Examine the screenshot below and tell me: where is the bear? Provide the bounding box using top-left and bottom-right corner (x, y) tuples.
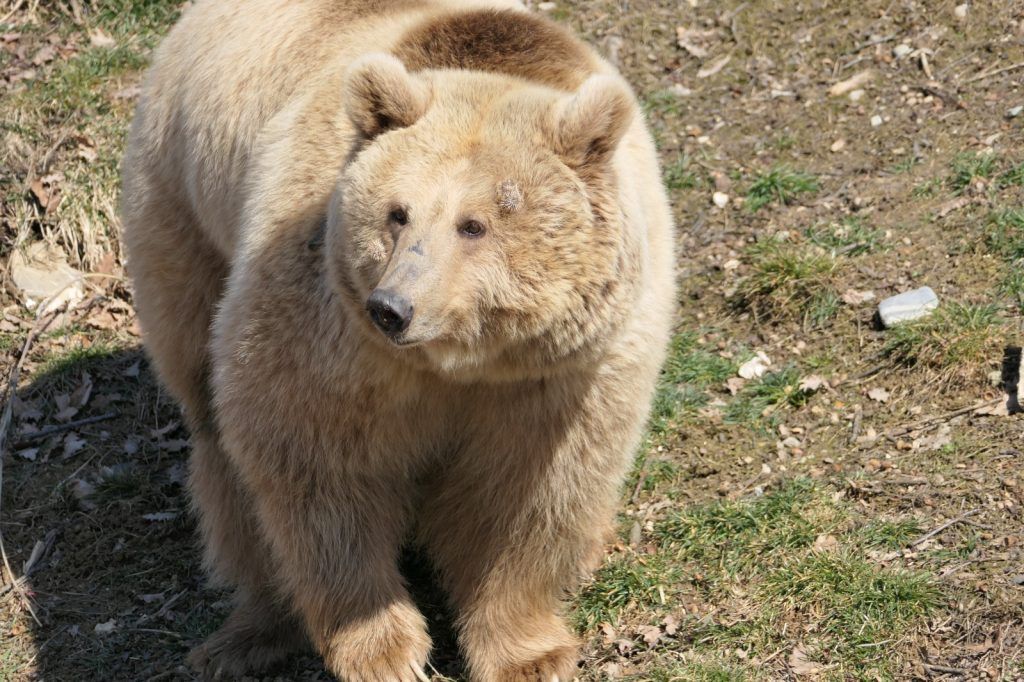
(120, 0), (676, 680)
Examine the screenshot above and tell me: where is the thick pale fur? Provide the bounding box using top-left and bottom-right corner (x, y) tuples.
(121, 0), (675, 680)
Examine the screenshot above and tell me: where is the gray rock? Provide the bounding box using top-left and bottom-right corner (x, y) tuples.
(1007, 105), (1024, 119)
(878, 286), (939, 327)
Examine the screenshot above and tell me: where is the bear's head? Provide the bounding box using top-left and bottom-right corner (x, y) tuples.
(326, 54), (642, 381)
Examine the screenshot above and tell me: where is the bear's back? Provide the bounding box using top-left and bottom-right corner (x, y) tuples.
(393, 9), (600, 91)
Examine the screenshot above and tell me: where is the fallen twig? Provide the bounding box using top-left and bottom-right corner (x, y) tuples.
(0, 307), (64, 624)
(132, 589), (187, 627)
(910, 508), (982, 548)
(966, 61), (1024, 84)
(848, 405), (863, 445)
(0, 528), (56, 597)
(0, 0), (26, 25)
(629, 460), (649, 505)
(844, 34), (895, 56)
(11, 411), (119, 448)
(922, 662), (967, 676)
(887, 398), (1002, 439)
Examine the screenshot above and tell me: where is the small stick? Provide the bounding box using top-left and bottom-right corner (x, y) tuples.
(910, 508), (982, 548)
(11, 411), (119, 448)
(0, 0), (26, 24)
(966, 61), (1024, 84)
(132, 589), (187, 627)
(923, 663), (967, 675)
(629, 462), (648, 505)
(0, 307), (63, 625)
(848, 405), (863, 445)
(887, 399), (1001, 438)
(843, 34), (896, 56)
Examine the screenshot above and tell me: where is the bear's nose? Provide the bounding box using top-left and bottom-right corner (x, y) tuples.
(366, 289), (413, 338)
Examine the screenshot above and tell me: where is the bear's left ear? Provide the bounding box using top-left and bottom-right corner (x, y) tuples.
(344, 53), (430, 139)
(549, 75), (635, 169)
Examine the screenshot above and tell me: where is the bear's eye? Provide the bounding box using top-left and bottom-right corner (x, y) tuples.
(388, 207), (408, 226)
(459, 219), (485, 238)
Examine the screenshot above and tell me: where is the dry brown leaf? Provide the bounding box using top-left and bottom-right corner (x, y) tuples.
(789, 644), (824, 676)
(697, 53), (731, 78)
(31, 44), (57, 65)
(675, 26), (710, 58)
(63, 432), (86, 458)
(868, 387), (890, 403)
(799, 375), (827, 392)
(726, 376), (746, 395)
(637, 624), (663, 647)
(69, 373), (93, 409)
(88, 29), (116, 48)
(812, 533), (839, 553)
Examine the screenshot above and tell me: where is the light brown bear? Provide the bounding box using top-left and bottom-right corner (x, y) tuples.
(121, 0), (675, 679)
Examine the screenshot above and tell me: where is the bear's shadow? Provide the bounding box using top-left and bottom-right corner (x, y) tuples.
(7, 345), (464, 680)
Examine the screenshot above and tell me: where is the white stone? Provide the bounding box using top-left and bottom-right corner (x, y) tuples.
(712, 191), (730, 208)
(892, 44), (913, 59)
(878, 286), (939, 327)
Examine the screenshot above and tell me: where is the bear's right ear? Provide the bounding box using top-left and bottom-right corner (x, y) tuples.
(344, 53), (429, 140)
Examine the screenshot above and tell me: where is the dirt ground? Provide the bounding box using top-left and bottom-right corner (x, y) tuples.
(1, 0), (1023, 680)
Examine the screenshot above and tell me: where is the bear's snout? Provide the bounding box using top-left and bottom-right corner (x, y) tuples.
(366, 289), (414, 339)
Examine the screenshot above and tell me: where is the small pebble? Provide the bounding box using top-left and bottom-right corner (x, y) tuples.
(954, 3), (968, 18)
(870, 114), (883, 127)
(830, 138), (846, 152)
(848, 88), (865, 102)
(892, 44), (913, 59)
(537, 1), (557, 10)
(712, 191), (730, 208)
(1007, 105), (1024, 119)
(670, 83), (693, 97)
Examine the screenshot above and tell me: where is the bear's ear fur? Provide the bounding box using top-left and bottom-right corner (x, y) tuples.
(344, 53), (429, 139)
(550, 75), (635, 169)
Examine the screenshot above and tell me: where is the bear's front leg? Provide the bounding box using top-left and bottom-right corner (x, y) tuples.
(421, 373), (651, 682)
(244, 466), (432, 682)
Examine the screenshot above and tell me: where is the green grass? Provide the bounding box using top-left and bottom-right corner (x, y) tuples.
(642, 89), (685, 117)
(745, 166), (819, 211)
(998, 162), (1024, 188)
(733, 240), (839, 326)
(38, 340), (118, 379)
(948, 152), (998, 193)
(889, 155), (920, 174)
(649, 331), (737, 437)
(631, 661), (750, 681)
(574, 551), (680, 628)
(1002, 269), (1024, 311)
(763, 552), (938, 665)
(92, 466), (147, 503)
(911, 177), (942, 198)
(663, 154), (702, 190)
(723, 366), (814, 426)
(984, 209), (1024, 310)
(882, 302), (1004, 384)
(857, 519), (924, 549)
(579, 479), (943, 679)
(986, 208), (1024, 260)
(655, 478), (824, 568)
(2, 1), (179, 269)
(806, 217), (885, 256)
